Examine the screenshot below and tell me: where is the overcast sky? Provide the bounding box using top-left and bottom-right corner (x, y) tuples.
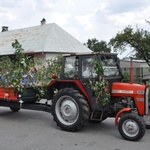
(1, 0), (150, 45)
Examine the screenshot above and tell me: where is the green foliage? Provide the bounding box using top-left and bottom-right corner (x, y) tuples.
(122, 72), (130, 83)
(0, 39), (32, 90)
(35, 55), (62, 85)
(0, 40), (62, 99)
(84, 38), (111, 53)
(109, 25), (150, 66)
(89, 59), (110, 106)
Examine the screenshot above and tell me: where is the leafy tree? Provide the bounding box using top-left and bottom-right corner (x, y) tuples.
(84, 38), (111, 53)
(109, 25), (150, 66)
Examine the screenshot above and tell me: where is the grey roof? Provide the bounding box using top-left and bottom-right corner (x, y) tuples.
(0, 23), (92, 55)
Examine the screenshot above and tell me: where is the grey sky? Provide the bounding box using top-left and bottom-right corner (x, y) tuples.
(0, 0), (150, 44)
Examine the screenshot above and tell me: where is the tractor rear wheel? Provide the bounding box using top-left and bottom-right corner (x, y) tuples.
(52, 88), (90, 131)
(10, 107), (20, 112)
(118, 113), (146, 141)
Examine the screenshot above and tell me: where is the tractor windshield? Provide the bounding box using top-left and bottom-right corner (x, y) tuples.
(101, 55), (120, 77)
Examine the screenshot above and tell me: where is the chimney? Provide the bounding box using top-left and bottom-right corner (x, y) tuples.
(41, 18), (46, 25)
(1, 26), (8, 32)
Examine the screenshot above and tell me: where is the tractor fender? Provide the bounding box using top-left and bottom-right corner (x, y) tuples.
(47, 79), (92, 107)
(115, 108), (132, 126)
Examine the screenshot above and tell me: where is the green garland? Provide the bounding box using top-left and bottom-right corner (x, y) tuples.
(90, 59), (110, 106)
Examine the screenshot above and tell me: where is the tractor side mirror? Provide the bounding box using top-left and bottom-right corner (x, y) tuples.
(142, 78), (149, 85)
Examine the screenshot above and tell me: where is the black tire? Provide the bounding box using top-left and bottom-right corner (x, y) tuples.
(118, 113), (146, 141)
(143, 115), (150, 129)
(52, 88), (90, 132)
(10, 107), (20, 112)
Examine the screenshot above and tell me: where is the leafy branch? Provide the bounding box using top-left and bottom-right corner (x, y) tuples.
(0, 39), (62, 99)
(89, 59), (110, 106)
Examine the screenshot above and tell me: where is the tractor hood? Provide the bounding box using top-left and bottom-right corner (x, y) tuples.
(111, 82), (146, 97)
(111, 82), (149, 115)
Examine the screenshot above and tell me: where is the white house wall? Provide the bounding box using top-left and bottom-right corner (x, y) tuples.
(34, 53), (59, 68)
(45, 53), (59, 67)
(34, 53), (45, 68)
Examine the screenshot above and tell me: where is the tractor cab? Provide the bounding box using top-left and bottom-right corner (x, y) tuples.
(60, 52), (123, 84)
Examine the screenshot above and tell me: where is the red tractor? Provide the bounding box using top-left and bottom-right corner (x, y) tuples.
(0, 52), (149, 141)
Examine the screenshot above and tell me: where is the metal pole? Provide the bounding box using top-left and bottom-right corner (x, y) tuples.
(130, 57), (133, 83)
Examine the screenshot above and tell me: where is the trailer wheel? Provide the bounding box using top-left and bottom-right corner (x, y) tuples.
(118, 113), (146, 141)
(10, 107), (20, 112)
(52, 88), (90, 132)
(143, 115), (150, 129)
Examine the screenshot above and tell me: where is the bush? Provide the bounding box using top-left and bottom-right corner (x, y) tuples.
(122, 72), (130, 83)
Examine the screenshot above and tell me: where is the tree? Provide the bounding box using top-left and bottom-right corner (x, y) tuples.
(109, 25), (150, 66)
(84, 38), (111, 53)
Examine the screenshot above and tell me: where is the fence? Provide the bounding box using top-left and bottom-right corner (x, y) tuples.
(121, 67), (150, 83)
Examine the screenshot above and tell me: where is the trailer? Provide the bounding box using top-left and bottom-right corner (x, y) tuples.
(0, 87), (51, 113)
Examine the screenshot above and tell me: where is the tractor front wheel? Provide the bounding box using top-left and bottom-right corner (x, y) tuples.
(52, 88), (90, 132)
(118, 113), (146, 141)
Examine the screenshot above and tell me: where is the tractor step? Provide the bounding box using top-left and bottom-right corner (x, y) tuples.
(90, 111), (104, 121)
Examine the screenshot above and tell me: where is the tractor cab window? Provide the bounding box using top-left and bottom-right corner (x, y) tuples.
(101, 55), (119, 77)
(82, 58), (97, 78)
(64, 56), (78, 78)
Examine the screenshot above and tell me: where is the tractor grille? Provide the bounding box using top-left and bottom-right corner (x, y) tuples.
(145, 86), (149, 115)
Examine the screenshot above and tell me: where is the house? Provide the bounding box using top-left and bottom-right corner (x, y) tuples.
(0, 19), (92, 66)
